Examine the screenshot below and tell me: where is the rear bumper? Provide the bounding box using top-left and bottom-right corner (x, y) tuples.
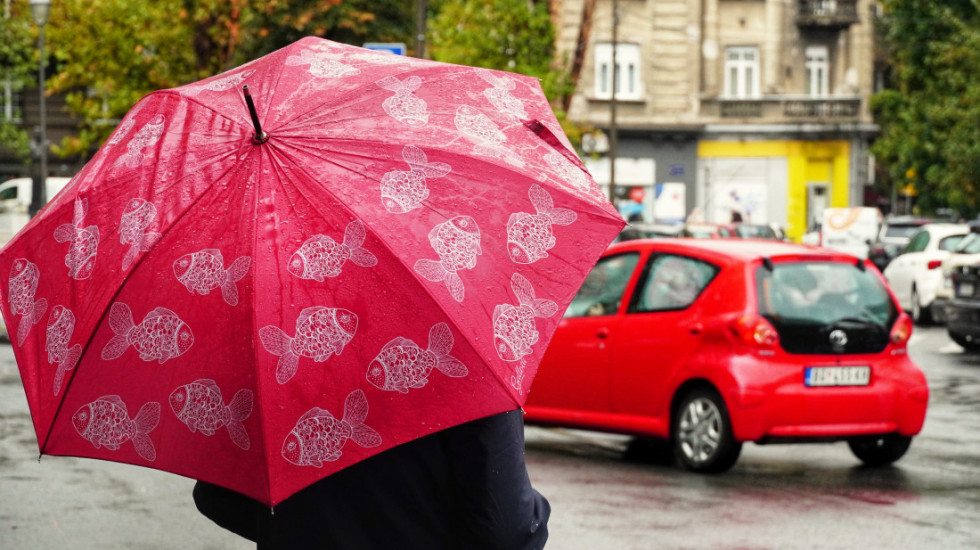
(947, 300), (980, 338)
(724, 355), (929, 443)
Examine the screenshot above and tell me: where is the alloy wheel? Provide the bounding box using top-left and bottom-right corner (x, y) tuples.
(677, 397), (722, 464)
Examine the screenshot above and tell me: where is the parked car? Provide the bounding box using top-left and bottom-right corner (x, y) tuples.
(525, 238), (928, 473)
(935, 226), (980, 324)
(883, 223), (970, 324)
(946, 261), (980, 351)
(617, 222), (684, 242)
(868, 216), (936, 272)
(733, 223), (780, 240)
(817, 207), (882, 258)
(682, 223), (736, 238)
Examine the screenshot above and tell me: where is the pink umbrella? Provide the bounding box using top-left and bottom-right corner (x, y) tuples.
(1, 37), (623, 506)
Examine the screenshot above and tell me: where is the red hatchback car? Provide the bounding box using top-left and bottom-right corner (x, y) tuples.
(525, 238), (929, 472)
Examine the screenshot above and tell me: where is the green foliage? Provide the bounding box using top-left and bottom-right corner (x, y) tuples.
(0, 6), (36, 160)
(872, 0), (980, 217)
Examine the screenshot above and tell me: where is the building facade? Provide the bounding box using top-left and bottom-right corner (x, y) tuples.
(553, 0), (879, 241)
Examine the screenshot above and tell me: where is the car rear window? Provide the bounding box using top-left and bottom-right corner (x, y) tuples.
(884, 224), (925, 239)
(756, 261), (898, 354)
(956, 233), (980, 254)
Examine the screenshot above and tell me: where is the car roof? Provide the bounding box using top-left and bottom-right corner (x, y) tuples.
(607, 238), (858, 264)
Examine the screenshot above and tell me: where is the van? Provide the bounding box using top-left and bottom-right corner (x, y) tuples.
(0, 177), (73, 246)
(0, 177), (72, 213)
(818, 207), (883, 259)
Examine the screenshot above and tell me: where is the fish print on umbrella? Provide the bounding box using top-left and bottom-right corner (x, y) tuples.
(72, 396), (160, 461)
(479, 71), (527, 120)
(119, 198), (163, 271)
(7, 258), (48, 346)
(507, 184), (578, 264)
(493, 273), (558, 392)
(259, 306), (358, 384)
(101, 302), (195, 364)
(454, 105), (524, 167)
(414, 216), (482, 303)
(173, 249), (251, 306)
(179, 69), (255, 96)
(380, 145), (451, 214)
(543, 151), (602, 198)
(169, 379), (253, 451)
(117, 114), (166, 169)
(282, 389), (381, 468)
(46, 305), (81, 396)
(377, 76), (429, 127)
(367, 322), (469, 394)
(287, 48), (360, 78)
(288, 220), (377, 282)
(53, 197), (100, 280)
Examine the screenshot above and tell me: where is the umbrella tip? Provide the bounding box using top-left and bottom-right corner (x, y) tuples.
(242, 85), (269, 145)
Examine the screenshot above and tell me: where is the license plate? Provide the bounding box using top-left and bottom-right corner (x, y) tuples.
(804, 366), (871, 387)
(959, 282), (974, 297)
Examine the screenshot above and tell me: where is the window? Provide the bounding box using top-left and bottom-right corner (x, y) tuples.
(565, 252), (640, 317)
(805, 46), (829, 96)
(724, 47), (760, 98)
(629, 254), (718, 313)
(594, 43), (642, 100)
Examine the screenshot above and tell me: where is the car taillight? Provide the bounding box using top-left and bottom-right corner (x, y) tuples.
(927, 260), (942, 270)
(890, 313), (913, 345)
(731, 315), (779, 348)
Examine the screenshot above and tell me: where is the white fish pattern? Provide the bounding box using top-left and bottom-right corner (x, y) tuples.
(101, 303), (194, 364)
(543, 151), (599, 196)
(479, 71), (527, 119)
(493, 273), (558, 391)
(179, 70), (254, 96)
(174, 249), (251, 306)
(119, 114), (165, 168)
(53, 197), (100, 280)
(72, 396), (160, 461)
(286, 49), (359, 78)
(46, 305), (81, 396)
(413, 216), (482, 303)
(367, 322), (468, 393)
(119, 198), (162, 271)
(454, 105), (523, 167)
(282, 389), (381, 468)
(380, 146), (451, 214)
(377, 76), (429, 127)
(288, 220), (377, 282)
(259, 307), (358, 384)
(7, 258), (48, 346)
(507, 185), (577, 264)
(169, 379), (253, 450)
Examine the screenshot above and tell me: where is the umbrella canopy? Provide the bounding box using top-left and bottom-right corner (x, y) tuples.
(1, 37), (623, 506)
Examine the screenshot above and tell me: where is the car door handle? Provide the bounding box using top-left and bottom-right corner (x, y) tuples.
(689, 323), (703, 335)
(596, 328), (610, 339)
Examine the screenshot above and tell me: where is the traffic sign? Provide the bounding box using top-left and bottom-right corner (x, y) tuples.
(363, 42), (407, 56)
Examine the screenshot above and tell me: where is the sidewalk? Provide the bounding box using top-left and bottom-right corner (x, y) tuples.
(0, 343), (251, 550)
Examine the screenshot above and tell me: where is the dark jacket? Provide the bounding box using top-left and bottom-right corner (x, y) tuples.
(194, 409), (550, 549)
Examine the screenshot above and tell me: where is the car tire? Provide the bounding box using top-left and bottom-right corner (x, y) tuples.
(847, 434), (912, 466)
(948, 331), (980, 352)
(911, 288), (932, 325)
(673, 388), (742, 473)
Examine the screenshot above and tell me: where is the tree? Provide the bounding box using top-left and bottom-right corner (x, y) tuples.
(42, 0), (414, 157)
(872, 0), (980, 217)
(0, 4), (38, 161)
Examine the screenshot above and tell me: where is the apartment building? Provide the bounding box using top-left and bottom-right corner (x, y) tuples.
(554, 0), (879, 240)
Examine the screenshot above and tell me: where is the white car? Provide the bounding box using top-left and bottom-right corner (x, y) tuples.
(884, 223), (970, 324)
(935, 228), (980, 323)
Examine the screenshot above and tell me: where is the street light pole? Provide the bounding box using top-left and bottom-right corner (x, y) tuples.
(608, 0), (618, 206)
(29, 0), (50, 219)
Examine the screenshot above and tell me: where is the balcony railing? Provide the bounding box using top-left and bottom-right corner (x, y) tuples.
(704, 96), (862, 122)
(796, 0), (859, 28)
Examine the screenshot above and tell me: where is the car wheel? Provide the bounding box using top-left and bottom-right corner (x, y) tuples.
(948, 331), (980, 352)
(911, 288), (932, 325)
(848, 434), (912, 466)
(673, 388), (741, 473)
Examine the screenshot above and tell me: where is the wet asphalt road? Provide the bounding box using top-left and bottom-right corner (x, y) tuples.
(2, 326), (979, 549)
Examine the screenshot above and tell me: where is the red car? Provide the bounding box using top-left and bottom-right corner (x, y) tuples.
(525, 238), (929, 472)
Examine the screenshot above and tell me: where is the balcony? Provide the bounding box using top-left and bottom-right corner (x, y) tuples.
(702, 96), (863, 123)
(796, 0), (859, 29)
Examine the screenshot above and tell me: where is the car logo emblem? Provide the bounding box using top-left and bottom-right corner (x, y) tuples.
(829, 329), (848, 350)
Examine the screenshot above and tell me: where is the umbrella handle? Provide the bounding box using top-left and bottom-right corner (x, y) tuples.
(243, 85), (269, 145)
